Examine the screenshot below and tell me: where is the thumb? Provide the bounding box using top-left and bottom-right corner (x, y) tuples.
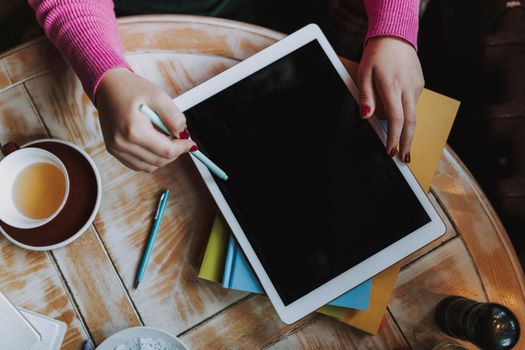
(358, 68), (376, 119)
(153, 96), (188, 139)
(179, 138), (199, 153)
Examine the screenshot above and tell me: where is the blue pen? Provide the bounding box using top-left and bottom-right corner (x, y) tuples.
(134, 189), (170, 289)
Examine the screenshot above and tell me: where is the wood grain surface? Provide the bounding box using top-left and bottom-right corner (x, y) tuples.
(0, 15), (523, 350)
(264, 312), (407, 350)
(51, 227), (142, 344)
(0, 92), (90, 349)
(0, 60), (11, 91)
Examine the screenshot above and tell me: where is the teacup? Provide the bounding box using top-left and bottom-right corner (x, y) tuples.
(0, 148), (70, 229)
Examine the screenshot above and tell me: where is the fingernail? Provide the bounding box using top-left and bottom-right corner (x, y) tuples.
(404, 152), (411, 163)
(179, 128), (190, 140)
(190, 145), (199, 152)
(360, 105), (371, 118)
(388, 147), (397, 157)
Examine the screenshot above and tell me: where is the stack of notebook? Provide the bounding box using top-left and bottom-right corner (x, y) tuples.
(222, 234), (372, 310)
(198, 62), (459, 334)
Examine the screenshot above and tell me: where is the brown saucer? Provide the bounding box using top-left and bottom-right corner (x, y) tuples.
(0, 139), (101, 250)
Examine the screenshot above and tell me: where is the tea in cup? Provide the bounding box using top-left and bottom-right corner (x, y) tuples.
(0, 148), (69, 229)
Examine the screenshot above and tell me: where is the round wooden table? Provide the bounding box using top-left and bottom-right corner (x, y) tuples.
(0, 16), (523, 350)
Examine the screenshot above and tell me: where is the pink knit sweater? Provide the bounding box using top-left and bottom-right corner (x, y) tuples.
(28, 0), (420, 102)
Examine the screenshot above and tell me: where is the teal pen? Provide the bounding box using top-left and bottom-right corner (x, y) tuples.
(138, 103), (229, 181)
(134, 189), (170, 289)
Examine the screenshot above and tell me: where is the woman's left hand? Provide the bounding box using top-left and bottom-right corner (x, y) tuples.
(357, 36), (424, 163)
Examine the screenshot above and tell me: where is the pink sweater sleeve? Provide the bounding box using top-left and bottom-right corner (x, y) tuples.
(28, 0), (131, 102)
(363, 0), (420, 50)
(29, 0), (419, 101)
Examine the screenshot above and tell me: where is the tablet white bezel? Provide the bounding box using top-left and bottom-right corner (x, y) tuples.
(173, 23), (446, 324)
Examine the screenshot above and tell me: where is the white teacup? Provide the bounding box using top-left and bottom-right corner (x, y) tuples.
(0, 148), (70, 229)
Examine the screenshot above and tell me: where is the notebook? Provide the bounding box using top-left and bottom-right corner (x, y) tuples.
(0, 291), (41, 350)
(19, 308), (67, 350)
(222, 234), (371, 310)
(0, 290), (67, 350)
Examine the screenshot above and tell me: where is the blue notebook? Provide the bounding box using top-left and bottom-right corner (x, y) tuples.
(221, 235), (371, 310)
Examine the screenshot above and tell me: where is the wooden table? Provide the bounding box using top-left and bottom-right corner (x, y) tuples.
(0, 15), (524, 350)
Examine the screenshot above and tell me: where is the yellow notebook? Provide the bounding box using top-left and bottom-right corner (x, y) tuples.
(198, 215), (230, 282)
(198, 60), (460, 335)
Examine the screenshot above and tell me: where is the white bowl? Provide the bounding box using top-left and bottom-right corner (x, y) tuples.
(96, 326), (190, 350)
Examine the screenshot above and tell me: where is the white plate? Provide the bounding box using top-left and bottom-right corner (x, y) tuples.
(96, 327), (189, 350)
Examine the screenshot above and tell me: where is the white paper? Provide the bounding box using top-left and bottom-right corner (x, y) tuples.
(0, 291), (41, 350)
(20, 308), (66, 350)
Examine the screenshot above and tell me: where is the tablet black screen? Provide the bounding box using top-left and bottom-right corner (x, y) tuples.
(185, 40), (431, 306)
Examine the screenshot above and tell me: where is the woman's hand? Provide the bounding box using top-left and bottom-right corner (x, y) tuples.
(95, 68), (197, 172)
(358, 36), (424, 163)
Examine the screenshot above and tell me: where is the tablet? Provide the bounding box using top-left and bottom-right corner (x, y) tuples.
(174, 24), (446, 324)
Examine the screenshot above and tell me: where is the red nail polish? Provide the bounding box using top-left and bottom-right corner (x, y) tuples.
(388, 148), (397, 157)
(179, 128), (190, 140)
(360, 105), (371, 118)
(404, 152), (411, 163)
(190, 145), (199, 152)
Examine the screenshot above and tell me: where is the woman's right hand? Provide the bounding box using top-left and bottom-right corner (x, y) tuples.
(95, 68), (197, 173)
